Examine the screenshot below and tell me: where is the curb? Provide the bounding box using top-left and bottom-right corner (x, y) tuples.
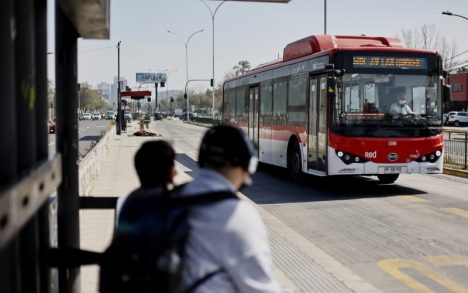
(79, 125), (116, 196)
(443, 167), (468, 179)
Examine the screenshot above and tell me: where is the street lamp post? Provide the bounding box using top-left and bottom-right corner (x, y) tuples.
(442, 11), (468, 21)
(166, 69), (178, 100)
(324, 0), (327, 34)
(200, 0), (229, 120)
(167, 29), (204, 120)
(167, 29), (204, 84)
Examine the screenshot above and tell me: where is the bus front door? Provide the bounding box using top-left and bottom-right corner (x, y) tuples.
(249, 86), (260, 152)
(308, 78), (318, 170)
(308, 77), (327, 172)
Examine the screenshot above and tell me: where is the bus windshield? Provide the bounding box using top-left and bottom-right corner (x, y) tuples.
(332, 73), (442, 137)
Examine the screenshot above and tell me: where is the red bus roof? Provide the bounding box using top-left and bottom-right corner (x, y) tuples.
(247, 35), (440, 75)
(283, 35), (404, 62)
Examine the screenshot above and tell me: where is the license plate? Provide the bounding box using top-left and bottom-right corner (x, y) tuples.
(381, 166), (402, 174)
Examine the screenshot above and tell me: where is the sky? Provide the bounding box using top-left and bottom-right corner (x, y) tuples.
(47, 0), (468, 92)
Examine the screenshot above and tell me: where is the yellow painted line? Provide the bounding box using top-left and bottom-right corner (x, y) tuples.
(399, 195), (427, 203)
(378, 258), (468, 293)
(424, 255), (468, 267)
(441, 207), (468, 219)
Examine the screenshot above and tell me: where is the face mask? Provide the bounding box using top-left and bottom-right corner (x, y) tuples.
(398, 99), (406, 105)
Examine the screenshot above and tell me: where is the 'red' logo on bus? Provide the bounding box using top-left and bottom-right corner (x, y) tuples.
(365, 151), (377, 159)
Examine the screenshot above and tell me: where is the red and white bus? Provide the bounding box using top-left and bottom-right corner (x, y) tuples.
(223, 35), (450, 183)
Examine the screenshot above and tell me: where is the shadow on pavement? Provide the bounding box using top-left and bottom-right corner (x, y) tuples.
(244, 163), (427, 204)
(176, 153), (200, 177)
(79, 135), (101, 141)
(174, 154), (427, 204)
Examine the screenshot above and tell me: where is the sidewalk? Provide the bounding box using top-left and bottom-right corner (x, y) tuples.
(79, 121), (379, 293)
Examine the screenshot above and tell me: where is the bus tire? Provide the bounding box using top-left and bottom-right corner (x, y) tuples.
(288, 143), (305, 184)
(377, 174), (399, 184)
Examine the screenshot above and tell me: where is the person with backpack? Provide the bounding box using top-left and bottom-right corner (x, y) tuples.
(179, 125), (281, 292)
(100, 140), (180, 293)
(115, 139), (177, 225)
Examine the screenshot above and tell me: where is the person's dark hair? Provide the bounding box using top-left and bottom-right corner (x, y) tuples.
(134, 140), (175, 189)
(198, 125), (256, 173)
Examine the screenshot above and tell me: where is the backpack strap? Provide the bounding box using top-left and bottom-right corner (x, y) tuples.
(184, 268), (225, 293)
(172, 190), (238, 207)
(174, 190), (237, 292)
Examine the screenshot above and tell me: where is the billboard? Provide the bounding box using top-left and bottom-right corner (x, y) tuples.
(136, 72), (167, 83)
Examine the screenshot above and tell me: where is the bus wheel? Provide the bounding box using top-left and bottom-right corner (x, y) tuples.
(377, 174), (399, 184)
(288, 143), (305, 183)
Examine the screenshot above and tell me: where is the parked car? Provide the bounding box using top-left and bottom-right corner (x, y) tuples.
(48, 118), (56, 134)
(82, 113), (92, 120)
(444, 111), (457, 125)
(100, 112), (106, 119)
(124, 112), (132, 122)
(179, 113), (197, 121)
(154, 112), (163, 121)
(92, 113), (101, 120)
(447, 111), (468, 126)
(106, 111), (115, 120)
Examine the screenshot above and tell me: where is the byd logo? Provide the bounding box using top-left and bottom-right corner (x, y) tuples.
(364, 151), (377, 159)
(388, 153), (399, 161)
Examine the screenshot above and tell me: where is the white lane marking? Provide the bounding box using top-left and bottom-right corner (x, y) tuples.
(175, 161), (192, 172)
(49, 142), (56, 146)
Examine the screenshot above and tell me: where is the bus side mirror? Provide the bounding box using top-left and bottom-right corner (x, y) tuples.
(442, 70), (449, 78)
(443, 84), (451, 102)
(334, 69), (345, 77)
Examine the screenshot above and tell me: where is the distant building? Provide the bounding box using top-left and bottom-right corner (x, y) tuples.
(111, 76), (127, 104)
(97, 82), (111, 100)
(448, 72), (468, 112)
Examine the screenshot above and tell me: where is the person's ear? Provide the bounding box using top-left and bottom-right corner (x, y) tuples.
(169, 165), (177, 183)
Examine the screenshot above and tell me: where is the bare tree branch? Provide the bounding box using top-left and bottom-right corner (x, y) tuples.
(398, 24), (459, 71)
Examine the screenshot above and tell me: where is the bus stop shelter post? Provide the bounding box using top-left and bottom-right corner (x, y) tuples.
(0, 0), (18, 292)
(35, 0), (52, 291)
(56, 3), (81, 293)
(16, 0), (40, 291)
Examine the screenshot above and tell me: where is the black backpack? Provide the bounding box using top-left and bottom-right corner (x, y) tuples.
(99, 188), (238, 293)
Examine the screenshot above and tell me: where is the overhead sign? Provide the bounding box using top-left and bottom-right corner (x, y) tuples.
(121, 90), (152, 100)
(136, 72), (167, 83)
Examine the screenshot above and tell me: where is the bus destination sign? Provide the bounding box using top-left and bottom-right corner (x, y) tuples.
(352, 56), (427, 69)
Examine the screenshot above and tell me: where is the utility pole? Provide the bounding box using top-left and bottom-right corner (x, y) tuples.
(116, 41), (122, 135)
(324, 0), (327, 34)
(155, 83), (158, 113)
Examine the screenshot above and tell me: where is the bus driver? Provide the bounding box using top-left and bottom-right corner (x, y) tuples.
(389, 90), (415, 118)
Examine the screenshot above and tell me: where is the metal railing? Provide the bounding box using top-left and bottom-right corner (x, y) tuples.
(190, 116), (221, 125)
(444, 131), (468, 169)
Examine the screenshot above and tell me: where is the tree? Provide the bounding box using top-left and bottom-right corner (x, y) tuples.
(79, 82), (106, 112)
(398, 24), (458, 71)
(233, 60), (251, 76)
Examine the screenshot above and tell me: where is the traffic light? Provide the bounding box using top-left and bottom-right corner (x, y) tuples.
(160, 81), (165, 87)
(147, 97), (151, 102)
(170, 97), (174, 103)
(210, 78), (214, 87)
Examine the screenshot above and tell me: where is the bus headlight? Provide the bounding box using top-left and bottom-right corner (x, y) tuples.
(335, 150), (368, 165)
(416, 150), (442, 163)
